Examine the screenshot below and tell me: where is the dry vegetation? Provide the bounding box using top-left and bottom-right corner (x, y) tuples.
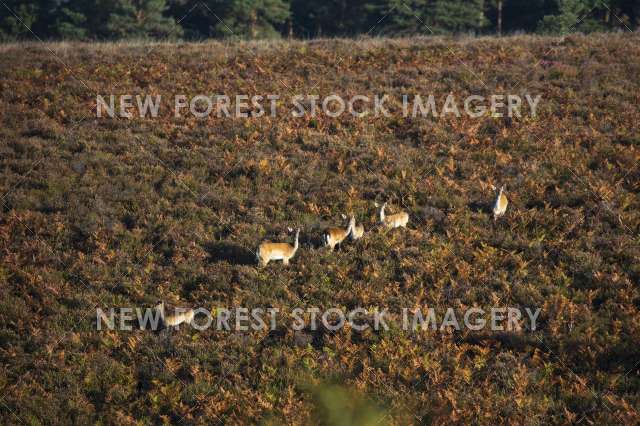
(1, 34), (639, 424)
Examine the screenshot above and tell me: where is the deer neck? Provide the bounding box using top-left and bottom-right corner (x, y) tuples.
(346, 219), (354, 236)
(293, 231), (299, 252)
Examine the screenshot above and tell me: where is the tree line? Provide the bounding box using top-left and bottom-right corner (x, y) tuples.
(1, 0), (638, 41)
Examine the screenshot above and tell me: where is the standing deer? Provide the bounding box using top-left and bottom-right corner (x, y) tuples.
(379, 202), (409, 228)
(256, 228), (300, 266)
(350, 216), (365, 240)
(493, 185), (508, 221)
(155, 301), (195, 328)
(324, 216), (354, 251)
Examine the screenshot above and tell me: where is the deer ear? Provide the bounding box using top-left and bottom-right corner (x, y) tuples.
(287, 226), (293, 233)
(341, 213), (347, 219)
(374, 202), (379, 207)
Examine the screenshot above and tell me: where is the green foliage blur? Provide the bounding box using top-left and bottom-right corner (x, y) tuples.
(312, 385), (387, 426)
(0, 0), (638, 41)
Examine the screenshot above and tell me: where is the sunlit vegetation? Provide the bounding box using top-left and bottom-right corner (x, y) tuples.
(0, 33), (639, 423)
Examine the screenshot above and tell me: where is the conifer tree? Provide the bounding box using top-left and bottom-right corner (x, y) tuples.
(0, 1), (40, 40)
(53, 6), (88, 39)
(107, 0), (183, 39)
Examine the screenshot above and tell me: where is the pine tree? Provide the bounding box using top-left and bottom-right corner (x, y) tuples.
(292, 0), (370, 37)
(53, 7), (88, 39)
(489, 0), (548, 33)
(107, 0), (183, 39)
(366, 0), (429, 36)
(431, 0), (487, 34)
(0, 1), (40, 40)
(2, 0), (638, 40)
(366, 0), (487, 36)
(200, 0), (288, 39)
(537, 0), (606, 34)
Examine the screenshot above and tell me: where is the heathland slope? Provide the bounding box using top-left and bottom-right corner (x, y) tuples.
(0, 34), (639, 424)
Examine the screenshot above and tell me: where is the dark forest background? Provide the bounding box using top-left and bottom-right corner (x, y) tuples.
(1, 0), (638, 41)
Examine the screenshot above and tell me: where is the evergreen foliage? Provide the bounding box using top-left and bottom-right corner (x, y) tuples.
(0, 0), (637, 40)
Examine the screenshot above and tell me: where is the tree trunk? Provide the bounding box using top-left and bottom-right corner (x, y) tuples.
(250, 9), (257, 39)
(497, 0), (503, 36)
